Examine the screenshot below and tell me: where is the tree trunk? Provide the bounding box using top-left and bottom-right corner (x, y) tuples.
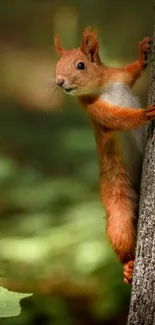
(127, 5), (155, 325)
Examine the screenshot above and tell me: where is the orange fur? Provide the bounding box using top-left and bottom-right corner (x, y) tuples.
(79, 96), (155, 130)
(54, 27), (153, 284)
(91, 124), (136, 263)
(123, 37), (151, 86)
(80, 26), (101, 64)
(54, 35), (64, 56)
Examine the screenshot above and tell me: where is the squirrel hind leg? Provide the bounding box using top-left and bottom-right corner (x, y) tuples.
(106, 207), (136, 284)
(101, 176), (137, 283)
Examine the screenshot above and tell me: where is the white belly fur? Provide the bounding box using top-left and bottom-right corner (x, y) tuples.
(100, 82), (145, 192)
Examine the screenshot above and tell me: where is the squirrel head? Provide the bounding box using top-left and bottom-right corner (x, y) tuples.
(54, 27), (104, 96)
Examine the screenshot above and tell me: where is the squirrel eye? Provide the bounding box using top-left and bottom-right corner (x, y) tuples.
(76, 62), (85, 70)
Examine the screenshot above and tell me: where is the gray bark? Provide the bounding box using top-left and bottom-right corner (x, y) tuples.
(127, 5), (155, 325)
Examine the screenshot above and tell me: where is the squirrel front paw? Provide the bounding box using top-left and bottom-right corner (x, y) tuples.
(123, 260), (134, 284)
(145, 105), (155, 120)
(138, 37), (151, 68)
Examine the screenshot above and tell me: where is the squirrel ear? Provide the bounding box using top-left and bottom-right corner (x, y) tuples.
(80, 27), (101, 64)
(54, 35), (64, 56)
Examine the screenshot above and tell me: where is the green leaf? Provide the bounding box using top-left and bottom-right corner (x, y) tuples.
(0, 286), (32, 318)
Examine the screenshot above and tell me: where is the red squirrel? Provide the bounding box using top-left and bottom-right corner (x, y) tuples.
(54, 27), (154, 284)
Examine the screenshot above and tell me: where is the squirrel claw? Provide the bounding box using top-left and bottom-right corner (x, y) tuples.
(146, 105), (155, 120)
(123, 260), (134, 284)
(138, 37), (151, 67)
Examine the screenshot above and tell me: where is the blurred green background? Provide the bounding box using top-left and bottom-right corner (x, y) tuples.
(0, 0), (153, 324)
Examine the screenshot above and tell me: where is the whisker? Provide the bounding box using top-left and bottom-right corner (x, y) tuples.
(50, 80), (57, 86)
(46, 81), (57, 96)
(49, 85), (58, 101)
(47, 82), (62, 106)
(54, 86), (64, 113)
(45, 78), (64, 112)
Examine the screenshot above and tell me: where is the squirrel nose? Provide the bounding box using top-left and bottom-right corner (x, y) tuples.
(56, 77), (65, 87)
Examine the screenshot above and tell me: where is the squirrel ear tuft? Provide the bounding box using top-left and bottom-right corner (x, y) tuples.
(80, 27), (101, 64)
(54, 35), (64, 56)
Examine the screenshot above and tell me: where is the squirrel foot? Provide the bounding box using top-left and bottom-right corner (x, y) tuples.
(138, 37), (151, 68)
(123, 260), (134, 284)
